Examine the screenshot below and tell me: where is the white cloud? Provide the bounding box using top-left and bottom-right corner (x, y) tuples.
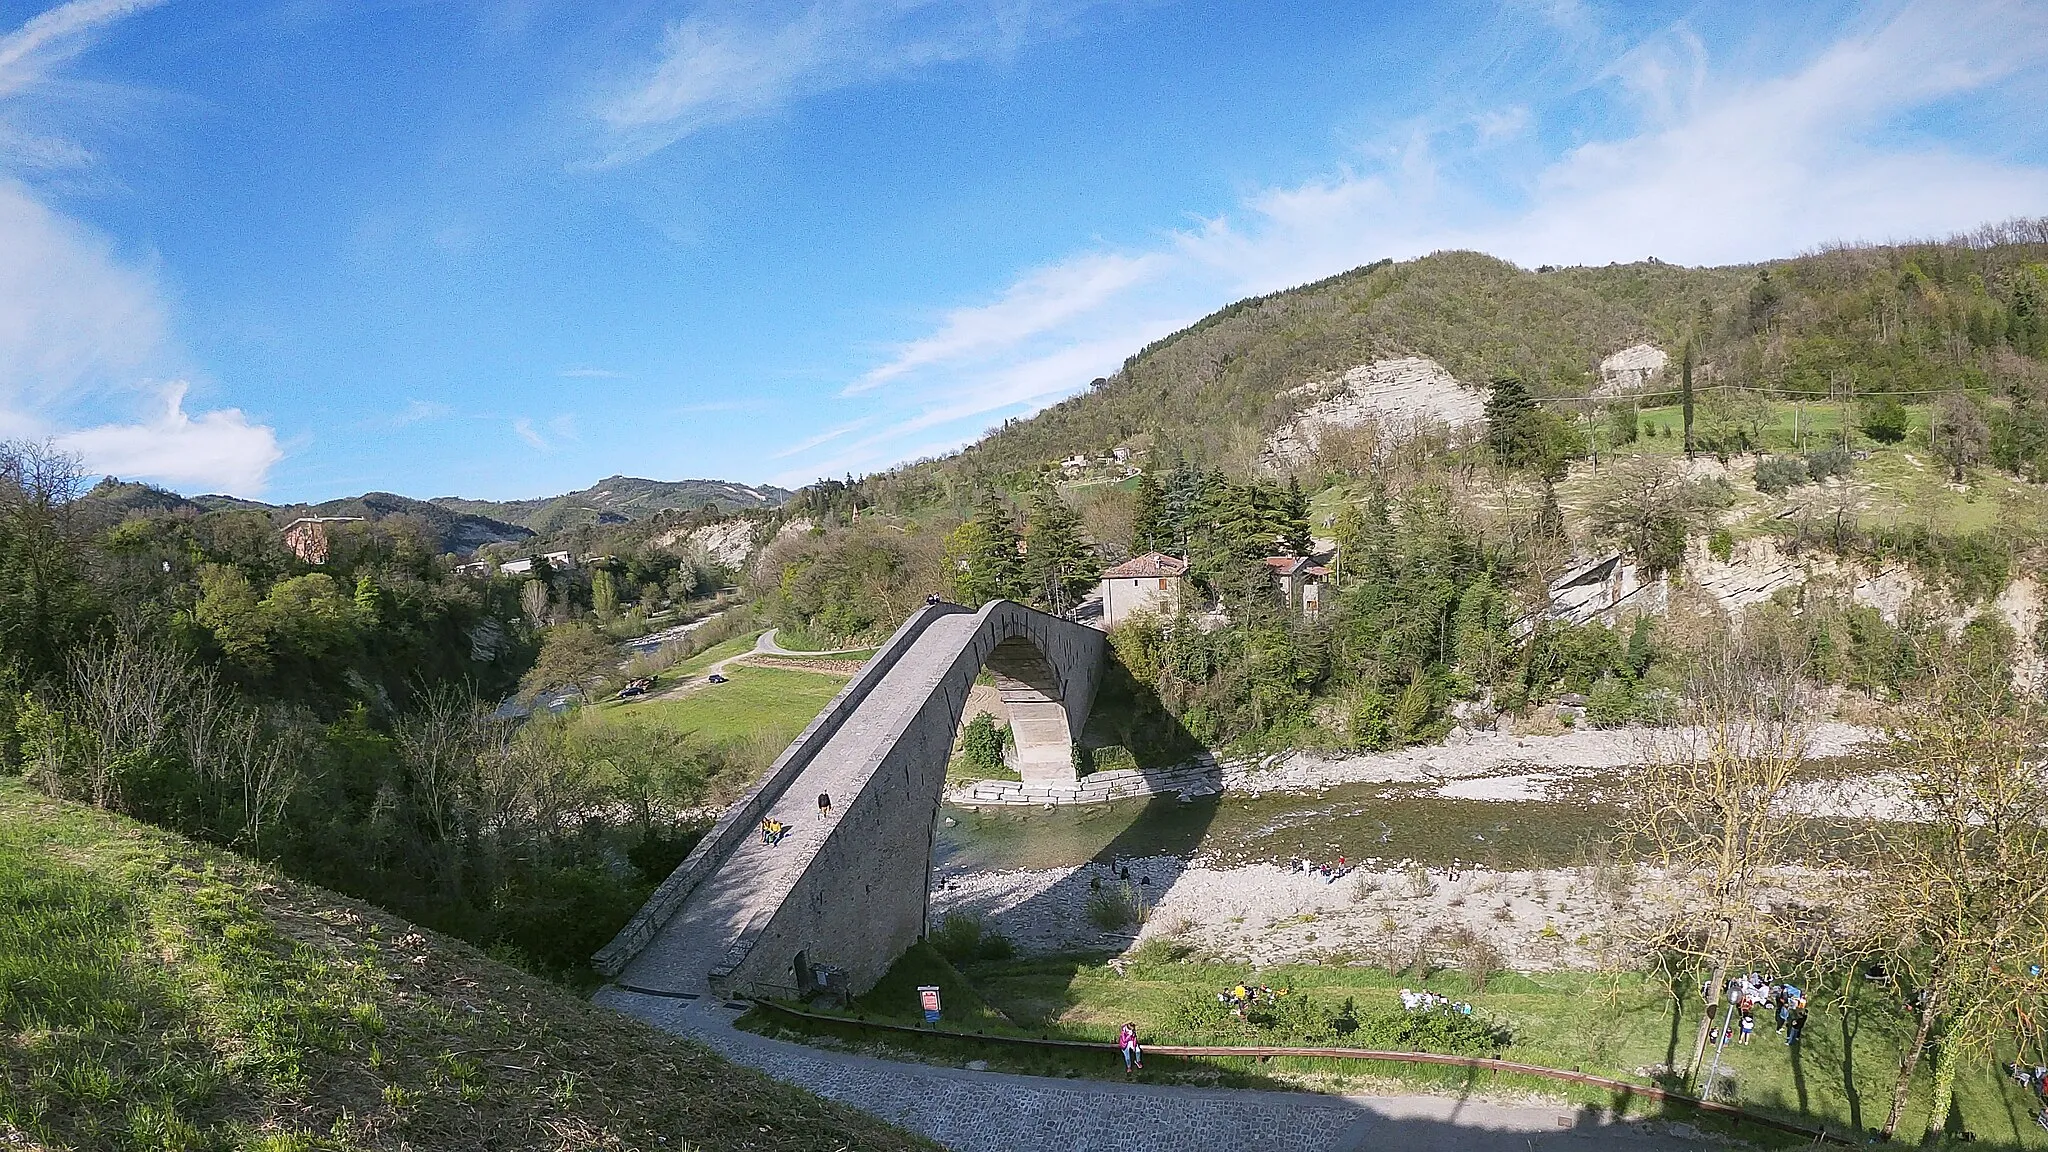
(512, 417), (550, 451)
(57, 382), (283, 495)
(0, 177), (164, 401)
(559, 366), (624, 379)
(848, 251), (1160, 394)
(791, 0), (2048, 481)
(596, 0), (1104, 164)
(0, 0), (164, 99)
(0, 0), (288, 495)
(771, 416), (873, 459)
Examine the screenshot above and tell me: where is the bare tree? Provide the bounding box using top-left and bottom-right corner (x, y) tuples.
(63, 635), (200, 808)
(1620, 628), (1811, 1086)
(1865, 665), (2048, 1142)
(519, 578), (550, 627)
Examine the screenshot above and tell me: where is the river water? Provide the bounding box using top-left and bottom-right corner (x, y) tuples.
(934, 778), (1627, 874)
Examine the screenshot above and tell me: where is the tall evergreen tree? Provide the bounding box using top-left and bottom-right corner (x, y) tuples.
(1485, 375), (1536, 465)
(1280, 476), (1313, 555)
(944, 490), (1023, 605)
(1130, 471), (1167, 554)
(1681, 340), (1697, 459)
(1022, 489), (1096, 612)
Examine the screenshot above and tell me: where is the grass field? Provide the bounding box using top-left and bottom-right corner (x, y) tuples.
(607, 665), (847, 745)
(0, 780), (933, 1152)
(758, 944), (2048, 1149)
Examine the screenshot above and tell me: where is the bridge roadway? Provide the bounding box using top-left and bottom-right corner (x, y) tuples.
(617, 610), (990, 996)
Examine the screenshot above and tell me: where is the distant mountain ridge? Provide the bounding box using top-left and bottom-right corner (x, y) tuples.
(430, 475), (792, 535)
(77, 473), (790, 556)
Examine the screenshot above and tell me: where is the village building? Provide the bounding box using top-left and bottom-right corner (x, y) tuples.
(1261, 552), (1337, 615)
(1097, 551), (1188, 627)
(280, 516), (364, 565)
(497, 551), (576, 576)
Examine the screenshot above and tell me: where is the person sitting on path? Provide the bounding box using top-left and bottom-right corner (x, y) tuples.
(760, 817), (788, 846)
(1118, 1023), (1143, 1072)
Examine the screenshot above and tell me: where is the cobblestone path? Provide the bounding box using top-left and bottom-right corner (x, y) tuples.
(598, 989), (1709, 1152)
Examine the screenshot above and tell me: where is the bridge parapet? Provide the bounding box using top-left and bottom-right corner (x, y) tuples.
(597, 599), (1105, 998)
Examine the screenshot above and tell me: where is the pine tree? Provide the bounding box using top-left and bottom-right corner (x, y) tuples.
(1023, 489), (1096, 612)
(1280, 476), (1313, 555)
(1131, 471), (1167, 554)
(1535, 478), (1564, 540)
(944, 490), (1023, 605)
(1485, 375), (1536, 465)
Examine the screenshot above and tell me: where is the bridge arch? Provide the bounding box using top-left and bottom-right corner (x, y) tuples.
(596, 599), (1105, 1000)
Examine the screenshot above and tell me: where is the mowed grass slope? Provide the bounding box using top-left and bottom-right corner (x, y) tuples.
(785, 949), (2048, 1149)
(0, 781), (934, 1152)
(607, 666), (848, 745)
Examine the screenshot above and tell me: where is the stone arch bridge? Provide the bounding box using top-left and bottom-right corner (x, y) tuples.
(593, 600), (1105, 999)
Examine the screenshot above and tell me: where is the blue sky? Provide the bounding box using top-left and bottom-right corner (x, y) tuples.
(5, 0), (2047, 501)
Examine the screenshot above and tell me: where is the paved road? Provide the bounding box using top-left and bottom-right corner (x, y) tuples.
(599, 989), (1709, 1152)
(620, 613), (984, 995)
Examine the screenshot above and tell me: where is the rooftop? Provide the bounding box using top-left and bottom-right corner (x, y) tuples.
(1102, 551), (1190, 579)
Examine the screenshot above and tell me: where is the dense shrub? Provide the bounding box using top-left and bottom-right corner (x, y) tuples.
(1585, 677), (1636, 728)
(1860, 395), (1911, 443)
(960, 712), (1008, 775)
(1804, 446), (1853, 481)
(928, 913), (1015, 963)
(1753, 456), (1809, 495)
(1159, 988), (1510, 1054)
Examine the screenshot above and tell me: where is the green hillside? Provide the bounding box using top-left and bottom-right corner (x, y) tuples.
(0, 779), (932, 1152)
(434, 476), (793, 535)
(929, 224), (2048, 480)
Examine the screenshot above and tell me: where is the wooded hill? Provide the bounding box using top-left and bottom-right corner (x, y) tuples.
(434, 475), (793, 536)
(922, 218), (2048, 484)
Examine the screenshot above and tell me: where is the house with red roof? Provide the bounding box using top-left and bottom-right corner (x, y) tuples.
(1097, 551), (1189, 627)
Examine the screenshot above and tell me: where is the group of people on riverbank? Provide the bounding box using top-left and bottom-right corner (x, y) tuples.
(1290, 856), (1353, 883)
(1709, 974), (1808, 1047)
(1218, 983), (1286, 1016)
(1399, 988), (1474, 1015)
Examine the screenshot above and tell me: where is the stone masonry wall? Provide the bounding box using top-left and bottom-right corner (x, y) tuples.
(718, 601), (1104, 998)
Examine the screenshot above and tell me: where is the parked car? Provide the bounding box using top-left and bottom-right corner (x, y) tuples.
(706, 673), (728, 684)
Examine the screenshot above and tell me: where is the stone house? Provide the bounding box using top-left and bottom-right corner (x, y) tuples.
(281, 516), (364, 565)
(1098, 552), (1188, 628)
(1260, 552), (1336, 615)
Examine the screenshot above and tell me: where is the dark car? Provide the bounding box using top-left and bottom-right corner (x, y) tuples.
(706, 673), (728, 684)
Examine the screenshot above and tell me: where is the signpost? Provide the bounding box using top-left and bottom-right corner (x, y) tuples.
(918, 985), (942, 1025)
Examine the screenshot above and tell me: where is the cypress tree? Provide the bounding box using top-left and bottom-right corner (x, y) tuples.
(1681, 342), (1696, 457)
(1131, 471), (1166, 554)
(1485, 375), (1536, 465)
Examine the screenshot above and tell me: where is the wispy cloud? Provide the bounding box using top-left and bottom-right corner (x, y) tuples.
(374, 398), (448, 428)
(57, 382), (282, 496)
(776, 0), (2048, 483)
(0, 0), (284, 494)
(512, 417), (549, 451)
(0, 0), (164, 99)
(770, 416), (874, 459)
(847, 251), (1160, 394)
(595, 0), (1109, 165)
(559, 366), (624, 379)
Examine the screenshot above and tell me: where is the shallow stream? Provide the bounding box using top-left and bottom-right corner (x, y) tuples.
(934, 777), (1627, 874)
